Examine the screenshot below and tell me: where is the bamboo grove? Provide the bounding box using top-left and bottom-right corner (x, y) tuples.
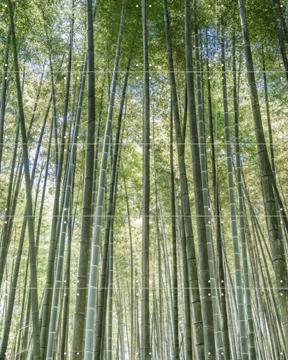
(0, 0), (288, 358)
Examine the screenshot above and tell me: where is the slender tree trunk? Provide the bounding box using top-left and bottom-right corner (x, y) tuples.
(262, 50), (275, 173)
(220, 22), (249, 359)
(122, 162), (135, 360)
(271, 0), (288, 82)
(83, 7), (125, 359)
(141, 1), (150, 359)
(0, 26), (10, 171)
(71, 0), (96, 357)
(169, 110), (180, 360)
(205, 29), (231, 359)
(232, 33), (256, 359)
(185, 3), (219, 357)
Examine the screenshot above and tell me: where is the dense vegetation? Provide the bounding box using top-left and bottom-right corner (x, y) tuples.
(0, 0), (288, 359)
